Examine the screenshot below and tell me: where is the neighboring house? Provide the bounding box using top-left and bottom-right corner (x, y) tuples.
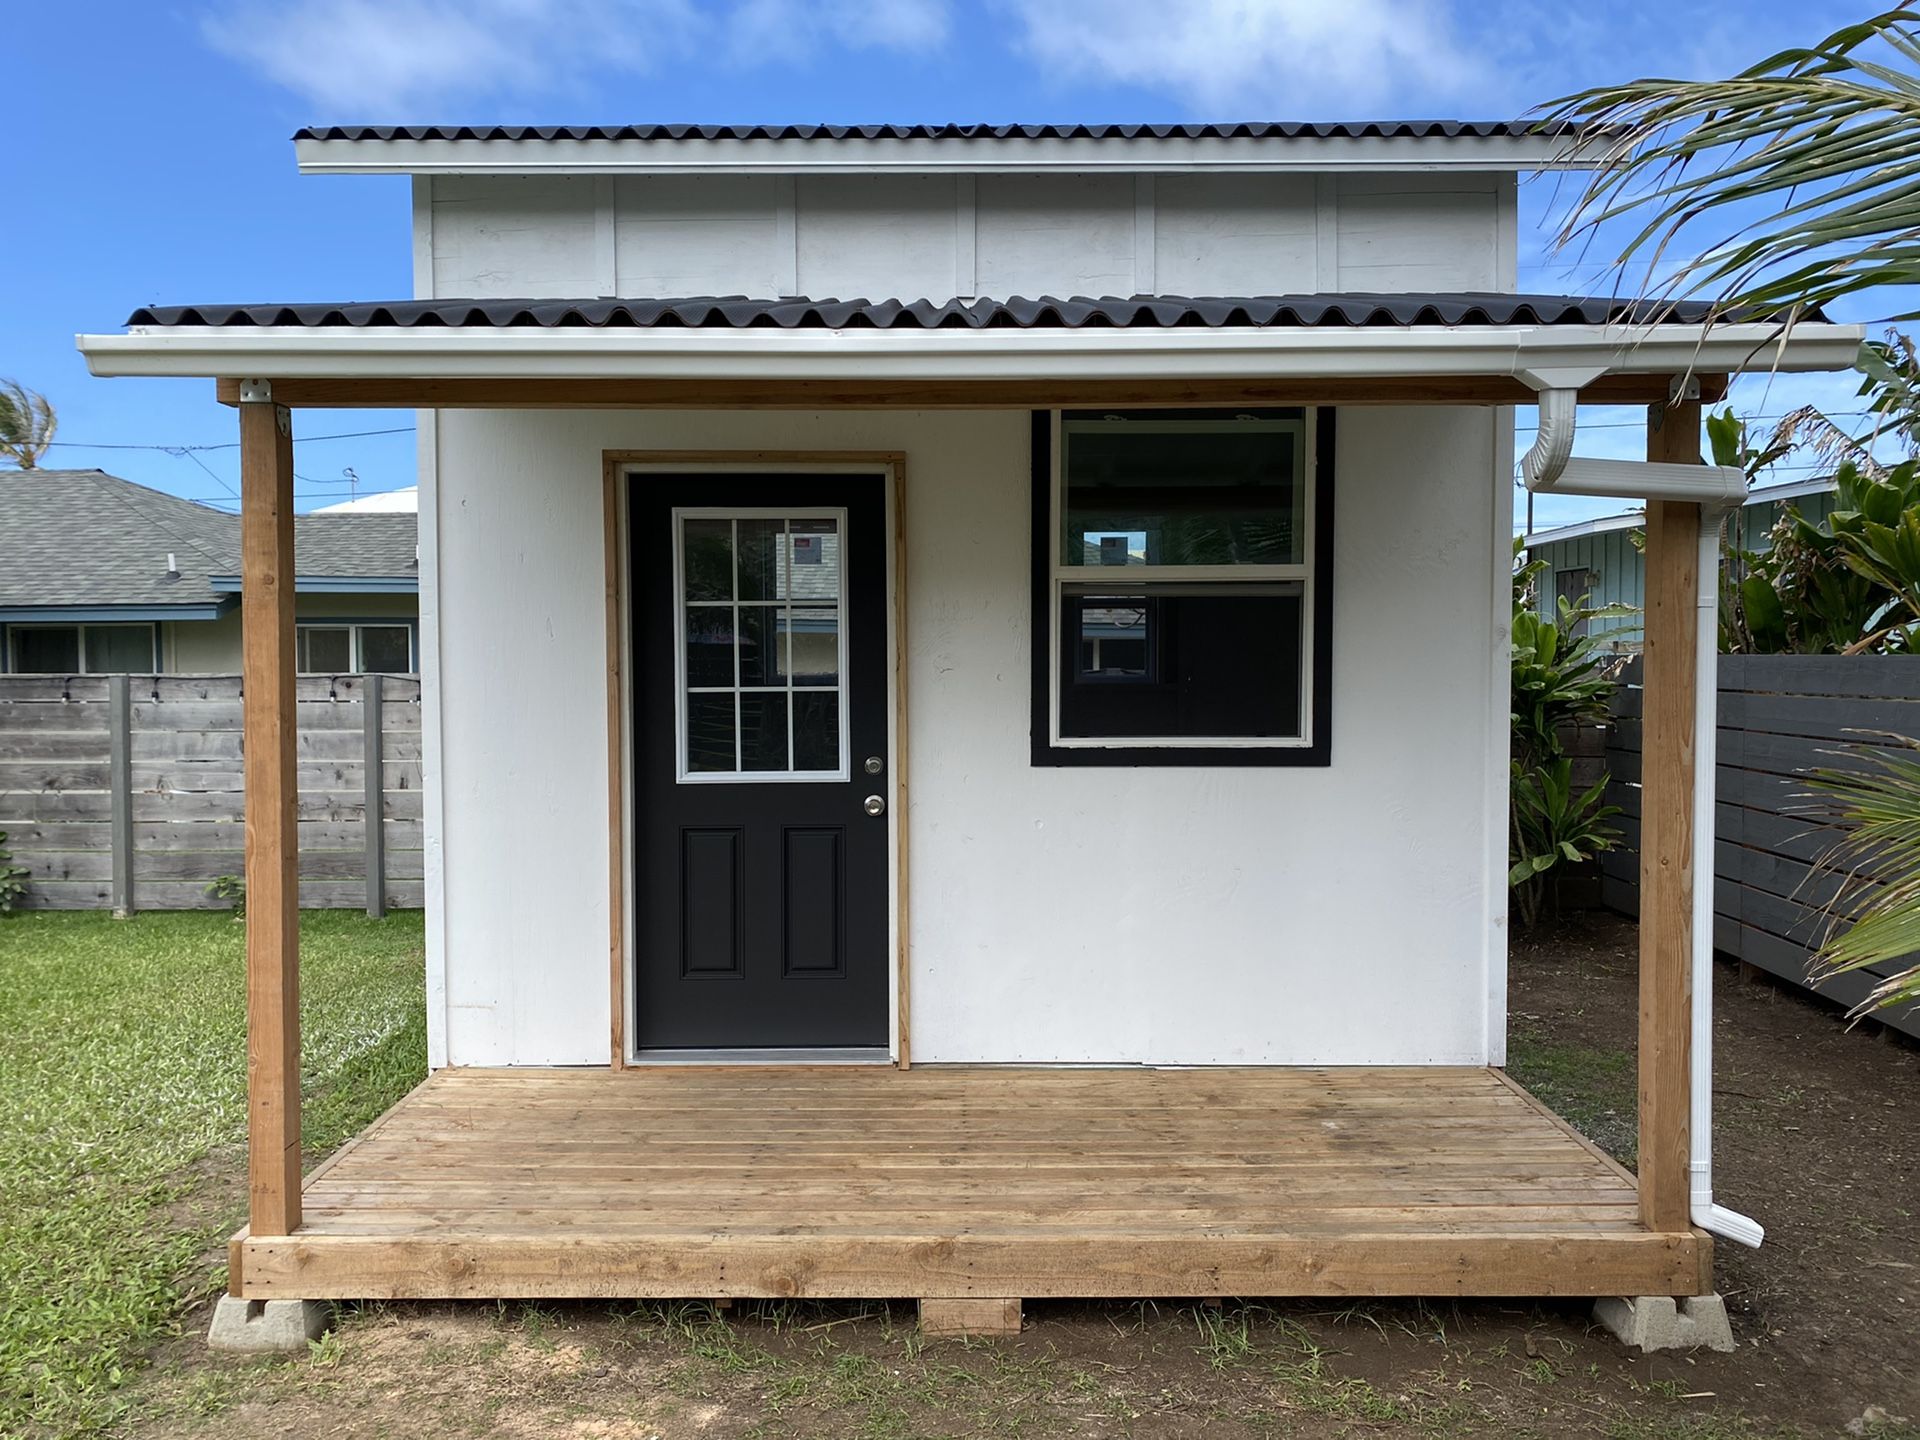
(1523, 477), (1840, 645)
(0, 467), (418, 673)
(314, 484), (418, 512)
(79, 121), (1863, 1339)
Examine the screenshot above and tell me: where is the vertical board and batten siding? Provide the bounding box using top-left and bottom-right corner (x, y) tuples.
(423, 171), (1512, 301)
(1603, 654), (1920, 1040)
(0, 674), (423, 910)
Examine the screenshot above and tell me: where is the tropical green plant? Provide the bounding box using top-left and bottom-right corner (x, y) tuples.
(0, 381), (54, 469)
(205, 873), (245, 918)
(1541, 10), (1920, 325)
(1510, 759), (1625, 931)
(1804, 738), (1920, 1019)
(0, 832), (26, 914)
(1509, 542), (1629, 928)
(1723, 456), (1920, 653)
(1511, 541), (1635, 761)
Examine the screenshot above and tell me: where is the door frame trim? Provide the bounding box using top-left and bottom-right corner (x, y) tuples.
(602, 450), (910, 1069)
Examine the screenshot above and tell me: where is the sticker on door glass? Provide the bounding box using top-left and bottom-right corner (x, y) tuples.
(677, 512), (847, 781)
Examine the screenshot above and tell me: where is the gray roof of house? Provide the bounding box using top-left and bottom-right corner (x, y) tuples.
(125, 293), (1740, 330)
(0, 469), (416, 610)
(294, 120), (1577, 143)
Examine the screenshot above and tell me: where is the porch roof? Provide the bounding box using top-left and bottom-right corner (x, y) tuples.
(76, 292), (1864, 409)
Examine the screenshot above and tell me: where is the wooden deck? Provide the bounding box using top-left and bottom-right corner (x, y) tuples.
(230, 1066), (1709, 1303)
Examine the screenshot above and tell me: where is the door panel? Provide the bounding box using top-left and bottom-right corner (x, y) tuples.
(632, 474), (890, 1050)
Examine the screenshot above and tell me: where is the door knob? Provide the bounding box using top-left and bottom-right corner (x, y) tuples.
(863, 795), (886, 817)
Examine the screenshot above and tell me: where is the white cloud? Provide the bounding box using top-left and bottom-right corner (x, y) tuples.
(201, 0), (947, 114)
(1001, 0), (1494, 113)
(724, 0), (950, 61)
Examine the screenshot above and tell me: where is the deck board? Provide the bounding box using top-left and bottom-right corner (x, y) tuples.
(233, 1066), (1708, 1301)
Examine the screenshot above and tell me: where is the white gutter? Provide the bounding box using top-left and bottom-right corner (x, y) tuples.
(1520, 380), (1764, 1249)
(293, 132), (1595, 177)
(75, 320), (1865, 382)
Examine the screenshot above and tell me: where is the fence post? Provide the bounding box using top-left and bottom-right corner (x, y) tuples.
(108, 673), (134, 918)
(364, 672), (386, 918)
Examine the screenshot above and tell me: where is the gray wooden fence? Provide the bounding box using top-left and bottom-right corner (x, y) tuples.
(0, 673), (423, 912)
(1604, 653), (1920, 1039)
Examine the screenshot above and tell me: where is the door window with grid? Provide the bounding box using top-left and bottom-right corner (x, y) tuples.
(673, 510), (849, 781)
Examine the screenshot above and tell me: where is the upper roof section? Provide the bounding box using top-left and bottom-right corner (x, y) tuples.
(293, 119), (1597, 176)
(125, 294), (1735, 331)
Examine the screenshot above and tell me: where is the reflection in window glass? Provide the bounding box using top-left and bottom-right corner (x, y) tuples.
(1058, 585), (1303, 740)
(296, 627), (353, 674)
(83, 625), (158, 674)
(1062, 417), (1306, 569)
(677, 513), (847, 778)
(358, 626), (413, 673)
(685, 692), (737, 772)
(1074, 600), (1151, 682)
(12, 627), (81, 674)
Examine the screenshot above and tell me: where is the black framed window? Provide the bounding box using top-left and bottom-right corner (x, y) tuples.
(1031, 408), (1335, 766)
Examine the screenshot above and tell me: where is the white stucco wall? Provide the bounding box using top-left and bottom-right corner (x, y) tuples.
(430, 405), (1505, 1067)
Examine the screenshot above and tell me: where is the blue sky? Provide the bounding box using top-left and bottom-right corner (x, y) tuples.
(3, 0), (1892, 526)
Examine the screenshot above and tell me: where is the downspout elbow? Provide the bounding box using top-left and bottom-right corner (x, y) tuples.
(1521, 388), (1580, 492)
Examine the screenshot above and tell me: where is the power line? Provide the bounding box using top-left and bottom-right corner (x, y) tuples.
(44, 425), (416, 453)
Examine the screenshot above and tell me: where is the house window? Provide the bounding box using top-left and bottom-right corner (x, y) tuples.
(296, 622), (415, 674)
(7, 623), (157, 675)
(1031, 409), (1335, 766)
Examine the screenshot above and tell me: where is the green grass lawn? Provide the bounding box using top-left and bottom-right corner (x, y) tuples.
(0, 909), (427, 1437)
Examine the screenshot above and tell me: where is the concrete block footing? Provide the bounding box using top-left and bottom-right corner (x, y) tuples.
(1593, 1294), (1735, 1352)
(207, 1296), (330, 1353)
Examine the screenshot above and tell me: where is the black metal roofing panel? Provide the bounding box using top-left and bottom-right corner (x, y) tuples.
(294, 121), (1572, 144)
(125, 293), (1729, 331)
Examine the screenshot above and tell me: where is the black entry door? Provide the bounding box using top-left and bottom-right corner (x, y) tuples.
(632, 474), (890, 1050)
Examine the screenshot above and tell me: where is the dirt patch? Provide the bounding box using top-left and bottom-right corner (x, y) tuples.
(122, 914), (1920, 1440)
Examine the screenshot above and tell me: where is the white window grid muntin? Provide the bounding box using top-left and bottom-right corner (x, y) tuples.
(671, 506), (852, 784)
(1048, 410), (1316, 749)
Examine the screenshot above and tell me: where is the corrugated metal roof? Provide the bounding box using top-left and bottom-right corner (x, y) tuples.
(125, 293), (1733, 331)
(294, 121), (1573, 144)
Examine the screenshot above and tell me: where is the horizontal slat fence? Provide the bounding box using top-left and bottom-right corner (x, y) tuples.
(0, 673), (422, 911)
(1604, 654), (1920, 1039)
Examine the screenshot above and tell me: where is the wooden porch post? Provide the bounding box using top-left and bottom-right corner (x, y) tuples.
(239, 384), (302, 1237)
(1637, 395), (1701, 1234)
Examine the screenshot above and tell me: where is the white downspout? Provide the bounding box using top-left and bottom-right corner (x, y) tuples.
(1691, 503), (1765, 1247)
(1518, 379), (1762, 1248)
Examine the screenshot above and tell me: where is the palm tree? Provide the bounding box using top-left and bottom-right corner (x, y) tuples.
(1543, 10), (1920, 1021)
(0, 380), (56, 469)
(1541, 9), (1920, 327)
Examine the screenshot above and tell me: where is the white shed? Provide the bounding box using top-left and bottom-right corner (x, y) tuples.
(78, 120), (1862, 1333)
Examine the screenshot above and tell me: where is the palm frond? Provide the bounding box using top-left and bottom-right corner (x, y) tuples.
(1803, 733), (1920, 1018)
(1539, 9), (1920, 323)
